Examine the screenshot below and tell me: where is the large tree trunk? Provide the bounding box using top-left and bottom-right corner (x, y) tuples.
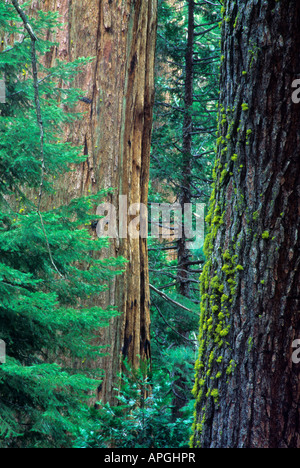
(191, 0), (300, 448)
(32, 0), (157, 404)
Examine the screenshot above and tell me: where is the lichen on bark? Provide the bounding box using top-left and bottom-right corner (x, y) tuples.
(192, 0), (300, 449)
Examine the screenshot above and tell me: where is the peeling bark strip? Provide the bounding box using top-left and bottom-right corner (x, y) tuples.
(192, 0), (300, 448)
(33, 0), (157, 404)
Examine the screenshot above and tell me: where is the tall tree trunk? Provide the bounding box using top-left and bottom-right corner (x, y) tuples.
(32, 0), (157, 404)
(177, 0), (194, 299)
(192, 0), (300, 448)
(171, 0), (195, 420)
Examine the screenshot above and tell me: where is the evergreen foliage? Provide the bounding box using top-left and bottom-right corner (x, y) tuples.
(0, 0), (222, 450)
(152, 0), (220, 203)
(73, 360), (193, 449)
(0, 3), (124, 447)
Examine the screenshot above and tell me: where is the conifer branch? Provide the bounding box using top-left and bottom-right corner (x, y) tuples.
(150, 283), (197, 315)
(153, 302), (197, 345)
(11, 0), (64, 279)
(11, 0), (38, 41)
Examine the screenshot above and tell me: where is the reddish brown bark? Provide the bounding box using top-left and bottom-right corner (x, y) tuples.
(30, 0), (157, 404)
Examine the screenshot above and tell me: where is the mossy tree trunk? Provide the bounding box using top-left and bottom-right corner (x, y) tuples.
(31, 0), (157, 404)
(191, 0), (300, 448)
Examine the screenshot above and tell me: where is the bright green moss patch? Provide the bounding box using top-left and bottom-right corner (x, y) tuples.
(226, 360), (236, 376)
(211, 389), (219, 403)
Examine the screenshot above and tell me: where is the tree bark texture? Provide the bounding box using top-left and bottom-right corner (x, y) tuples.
(191, 0), (300, 448)
(30, 0), (157, 404)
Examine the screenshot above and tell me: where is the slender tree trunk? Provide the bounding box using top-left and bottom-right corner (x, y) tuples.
(32, 0), (157, 404)
(171, 0), (195, 420)
(177, 0), (194, 299)
(192, 0), (300, 448)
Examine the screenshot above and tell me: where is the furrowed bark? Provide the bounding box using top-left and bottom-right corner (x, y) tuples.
(192, 0), (300, 449)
